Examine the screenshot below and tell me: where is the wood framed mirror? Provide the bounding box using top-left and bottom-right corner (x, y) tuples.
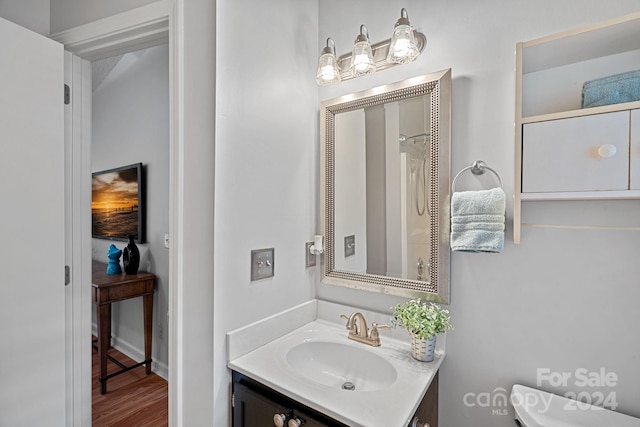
(320, 69), (451, 302)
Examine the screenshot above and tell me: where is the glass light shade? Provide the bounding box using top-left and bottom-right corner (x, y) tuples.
(316, 52), (341, 85)
(350, 40), (375, 77)
(388, 24), (419, 64)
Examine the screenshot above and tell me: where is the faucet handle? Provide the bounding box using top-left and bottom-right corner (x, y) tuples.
(340, 314), (350, 328)
(371, 322), (390, 333)
(340, 314), (359, 334)
(370, 322), (390, 346)
(340, 314), (352, 330)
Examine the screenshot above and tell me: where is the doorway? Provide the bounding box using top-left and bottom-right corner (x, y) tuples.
(52, 3), (182, 425)
(90, 43), (170, 425)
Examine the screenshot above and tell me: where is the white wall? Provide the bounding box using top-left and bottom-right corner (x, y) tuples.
(177, 0), (216, 423)
(49, 0), (158, 33)
(318, 1), (640, 426)
(214, 0), (318, 425)
(335, 109), (367, 272)
(365, 105), (386, 276)
(91, 44), (170, 376)
(0, 0), (49, 35)
(383, 102), (405, 277)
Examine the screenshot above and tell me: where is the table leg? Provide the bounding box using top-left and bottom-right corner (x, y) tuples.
(97, 303), (111, 394)
(107, 303), (112, 349)
(143, 293), (153, 375)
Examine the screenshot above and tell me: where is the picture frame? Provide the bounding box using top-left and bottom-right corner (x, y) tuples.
(91, 163), (145, 243)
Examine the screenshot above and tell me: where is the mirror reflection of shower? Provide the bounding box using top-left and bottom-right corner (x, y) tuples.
(399, 133), (430, 217)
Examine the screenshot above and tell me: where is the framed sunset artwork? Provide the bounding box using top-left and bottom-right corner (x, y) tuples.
(92, 163), (145, 243)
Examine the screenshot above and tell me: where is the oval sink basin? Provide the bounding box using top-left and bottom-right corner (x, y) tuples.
(285, 341), (397, 391)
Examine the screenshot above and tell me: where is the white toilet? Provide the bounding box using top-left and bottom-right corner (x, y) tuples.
(511, 384), (640, 427)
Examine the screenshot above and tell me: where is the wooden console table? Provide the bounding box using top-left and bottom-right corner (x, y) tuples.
(92, 260), (155, 394)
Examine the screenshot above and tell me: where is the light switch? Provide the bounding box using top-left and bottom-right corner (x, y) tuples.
(251, 248), (274, 281)
(344, 235), (355, 257)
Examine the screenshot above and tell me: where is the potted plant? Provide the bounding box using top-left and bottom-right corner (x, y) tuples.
(391, 299), (453, 362)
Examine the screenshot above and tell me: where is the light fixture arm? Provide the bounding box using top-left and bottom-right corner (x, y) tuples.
(321, 37), (336, 56)
(355, 24), (369, 43)
(395, 8), (410, 27)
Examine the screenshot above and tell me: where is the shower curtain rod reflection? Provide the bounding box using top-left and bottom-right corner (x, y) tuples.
(399, 132), (430, 143)
(398, 132), (431, 218)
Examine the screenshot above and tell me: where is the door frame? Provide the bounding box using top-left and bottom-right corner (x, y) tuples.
(63, 50), (93, 426)
(52, 1), (182, 425)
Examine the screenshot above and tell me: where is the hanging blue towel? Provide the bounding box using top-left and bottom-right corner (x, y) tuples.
(451, 187), (505, 253)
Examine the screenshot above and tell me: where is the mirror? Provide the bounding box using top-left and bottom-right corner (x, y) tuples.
(320, 69), (451, 302)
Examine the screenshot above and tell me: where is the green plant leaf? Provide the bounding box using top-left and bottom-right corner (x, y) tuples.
(390, 299), (453, 340)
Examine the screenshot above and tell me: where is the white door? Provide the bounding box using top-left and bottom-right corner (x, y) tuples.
(0, 17), (66, 427)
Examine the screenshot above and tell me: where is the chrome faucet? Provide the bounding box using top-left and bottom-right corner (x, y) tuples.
(340, 312), (389, 347)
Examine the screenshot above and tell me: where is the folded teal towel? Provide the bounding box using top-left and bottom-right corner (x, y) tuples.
(451, 187), (505, 253)
(582, 69), (640, 108)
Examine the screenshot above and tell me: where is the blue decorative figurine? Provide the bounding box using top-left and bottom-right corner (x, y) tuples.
(106, 244), (122, 274)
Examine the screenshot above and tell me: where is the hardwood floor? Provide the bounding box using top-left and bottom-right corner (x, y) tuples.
(92, 340), (168, 426)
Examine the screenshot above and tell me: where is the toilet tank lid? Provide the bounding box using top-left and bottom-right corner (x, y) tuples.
(510, 384), (640, 427)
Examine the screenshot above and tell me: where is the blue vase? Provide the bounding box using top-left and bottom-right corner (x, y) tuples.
(106, 244), (122, 274)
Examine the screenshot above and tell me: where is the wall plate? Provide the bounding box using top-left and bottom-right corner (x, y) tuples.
(250, 248), (274, 281)
(305, 242), (316, 267)
(344, 235), (355, 257)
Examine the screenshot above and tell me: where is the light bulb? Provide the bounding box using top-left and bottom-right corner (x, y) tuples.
(316, 54), (340, 85)
(387, 9), (420, 64)
(353, 51), (372, 72)
(350, 25), (375, 77)
(316, 38), (341, 85)
(391, 35), (412, 57)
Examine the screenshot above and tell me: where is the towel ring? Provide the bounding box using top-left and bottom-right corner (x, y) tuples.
(452, 160), (503, 192)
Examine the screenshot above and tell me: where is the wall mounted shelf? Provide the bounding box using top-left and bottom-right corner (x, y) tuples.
(514, 12), (640, 243)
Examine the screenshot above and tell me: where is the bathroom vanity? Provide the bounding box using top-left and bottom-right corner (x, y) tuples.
(227, 300), (443, 427)
(232, 370), (438, 427)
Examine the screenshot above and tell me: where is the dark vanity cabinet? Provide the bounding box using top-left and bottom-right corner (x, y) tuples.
(232, 371), (347, 426)
(232, 370), (439, 427)
(411, 371), (438, 427)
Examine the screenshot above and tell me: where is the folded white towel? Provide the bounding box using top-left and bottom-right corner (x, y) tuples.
(450, 187), (505, 253)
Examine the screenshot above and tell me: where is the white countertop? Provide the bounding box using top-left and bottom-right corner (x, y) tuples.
(226, 299), (444, 427)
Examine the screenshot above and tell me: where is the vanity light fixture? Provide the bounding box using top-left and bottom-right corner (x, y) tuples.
(387, 8), (420, 64)
(350, 25), (376, 77)
(316, 8), (426, 85)
(316, 38), (341, 86)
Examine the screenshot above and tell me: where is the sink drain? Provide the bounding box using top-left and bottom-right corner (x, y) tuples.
(341, 382), (356, 391)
